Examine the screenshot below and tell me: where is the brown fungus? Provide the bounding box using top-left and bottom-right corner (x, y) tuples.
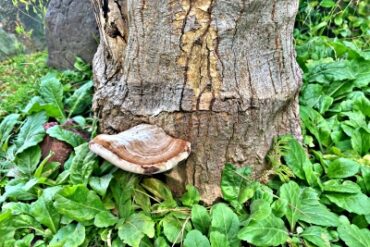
(89, 124), (191, 174)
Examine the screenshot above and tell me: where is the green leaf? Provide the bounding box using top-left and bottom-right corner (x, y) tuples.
(66, 80), (93, 117)
(249, 199), (271, 221)
(111, 172), (138, 219)
(307, 60), (355, 84)
(142, 178), (174, 202)
(327, 158), (360, 179)
(351, 128), (370, 155)
(30, 194), (60, 234)
(49, 223), (85, 247)
(300, 106), (331, 149)
(0, 113), (20, 151)
(281, 135), (318, 186)
(89, 173), (113, 197)
(280, 181), (339, 230)
(279, 181), (300, 230)
(154, 236), (170, 247)
(14, 145), (41, 175)
(23, 96), (63, 119)
(271, 199), (287, 218)
(46, 125), (85, 147)
(191, 205), (211, 234)
(39, 73), (65, 121)
(69, 143), (97, 185)
(238, 214), (288, 247)
(211, 203), (240, 247)
(325, 192), (370, 215)
(162, 214), (189, 244)
(221, 163), (252, 210)
(94, 211), (118, 228)
(322, 180), (361, 194)
(338, 224), (370, 247)
(181, 185), (200, 207)
(53, 184), (106, 222)
(301, 226), (331, 247)
(320, 0), (335, 8)
(210, 231), (229, 247)
(15, 112), (47, 154)
(118, 213), (155, 247)
(184, 230), (210, 247)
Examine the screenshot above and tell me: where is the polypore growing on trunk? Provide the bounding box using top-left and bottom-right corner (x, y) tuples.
(89, 124), (191, 174)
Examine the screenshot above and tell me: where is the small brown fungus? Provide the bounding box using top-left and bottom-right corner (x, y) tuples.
(89, 124), (191, 174)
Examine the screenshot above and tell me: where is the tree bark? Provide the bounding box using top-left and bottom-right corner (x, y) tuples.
(91, 0), (302, 204)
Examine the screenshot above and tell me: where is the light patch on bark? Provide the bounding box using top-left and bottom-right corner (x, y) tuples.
(176, 0), (222, 102)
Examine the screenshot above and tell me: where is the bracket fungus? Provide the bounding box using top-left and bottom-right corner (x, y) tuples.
(89, 124), (191, 174)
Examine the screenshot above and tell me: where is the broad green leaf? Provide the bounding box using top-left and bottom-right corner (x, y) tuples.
(89, 173), (113, 197)
(0, 179), (37, 203)
(15, 112), (47, 154)
(133, 186), (151, 213)
(210, 231), (229, 247)
(300, 106), (331, 149)
(351, 128), (370, 155)
(2, 202), (30, 215)
(53, 184), (106, 222)
(322, 180), (361, 194)
(249, 199), (271, 221)
(301, 226), (331, 247)
(69, 143), (97, 185)
(181, 185), (200, 207)
(191, 205), (211, 234)
(271, 199), (287, 217)
(46, 125), (85, 147)
(299, 187), (339, 227)
(325, 192), (370, 215)
(221, 163), (252, 210)
(211, 203), (240, 247)
(0, 113), (19, 150)
(14, 233), (34, 247)
(162, 214), (189, 244)
(338, 224), (370, 247)
(307, 60), (355, 84)
(279, 181), (300, 230)
(39, 73), (65, 121)
(30, 194), (60, 233)
(23, 96), (63, 119)
(142, 178), (174, 202)
(320, 0), (335, 8)
(118, 213), (155, 247)
(238, 214), (288, 247)
(0, 213), (43, 247)
(49, 223), (85, 247)
(94, 211), (118, 228)
(111, 171), (138, 219)
(14, 145), (41, 175)
(66, 80), (93, 117)
(280, 181), (338, 230)
(154, 236), (169, 247)
(327, 158), (360, 178)
(280, 135), (318, 186)
(300, 84), (323, 107)
(184, 230), (210, 247)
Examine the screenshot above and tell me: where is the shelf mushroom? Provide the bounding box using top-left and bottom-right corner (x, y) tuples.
(89, 124), (191, 174)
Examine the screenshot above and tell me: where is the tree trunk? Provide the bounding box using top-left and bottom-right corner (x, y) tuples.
(91, 0), (302, 204)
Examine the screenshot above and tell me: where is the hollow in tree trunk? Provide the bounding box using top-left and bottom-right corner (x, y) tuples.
(91, 0), (302, 204)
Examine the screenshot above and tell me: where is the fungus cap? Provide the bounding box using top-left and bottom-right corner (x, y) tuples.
(89, 124), (191, 174)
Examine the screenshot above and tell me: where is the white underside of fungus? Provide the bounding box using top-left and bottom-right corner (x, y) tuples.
(89, 124), (191, 174)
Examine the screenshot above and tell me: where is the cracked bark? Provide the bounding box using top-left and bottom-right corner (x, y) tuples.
(91, 0), (302, 204)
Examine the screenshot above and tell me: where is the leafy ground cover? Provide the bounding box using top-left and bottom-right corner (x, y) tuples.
(0, 1), (369, 246)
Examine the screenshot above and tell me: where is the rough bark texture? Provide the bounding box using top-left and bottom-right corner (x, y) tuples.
(91, 0), (302, 204)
